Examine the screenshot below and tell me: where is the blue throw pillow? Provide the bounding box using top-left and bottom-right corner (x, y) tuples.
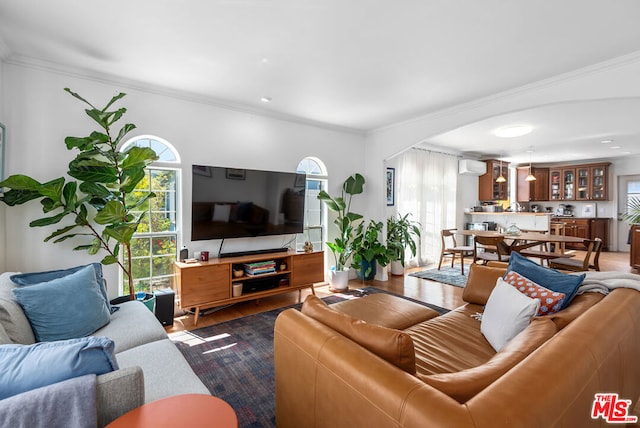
(12, 265), (111, 341)
(0, 336), (118, 399)
(507, 252), (585, 309)
(10, 263), (111, 313)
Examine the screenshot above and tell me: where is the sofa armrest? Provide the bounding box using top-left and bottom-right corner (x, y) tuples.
(96, 366), (144, 427)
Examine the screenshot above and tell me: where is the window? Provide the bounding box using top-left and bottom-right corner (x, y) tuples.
(296, 158), (327, 253)
(120, 136), (180, 294)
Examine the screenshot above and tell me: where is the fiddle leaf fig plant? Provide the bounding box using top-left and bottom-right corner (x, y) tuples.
(0, 89), (158, 299)
(317, 173), (365, 270)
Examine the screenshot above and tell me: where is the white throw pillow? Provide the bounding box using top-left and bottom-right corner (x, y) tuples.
(212, 204), (231, 222)
(481, 278), (540, 352)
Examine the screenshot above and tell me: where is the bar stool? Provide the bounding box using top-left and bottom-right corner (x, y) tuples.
(549, 222), (565, 254)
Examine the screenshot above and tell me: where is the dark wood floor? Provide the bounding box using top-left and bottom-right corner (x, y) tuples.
(166, 250), (636, 333)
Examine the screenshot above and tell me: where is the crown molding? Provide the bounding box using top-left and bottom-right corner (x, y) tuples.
(5, 54), (365, 136)
(369, 49), (640, 136)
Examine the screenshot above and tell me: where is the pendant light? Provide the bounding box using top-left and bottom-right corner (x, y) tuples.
(525, 148), (536, 181)
(495, 156), (506, 183)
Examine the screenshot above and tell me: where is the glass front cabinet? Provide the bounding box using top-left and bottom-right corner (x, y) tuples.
(576, 164), (608, 201)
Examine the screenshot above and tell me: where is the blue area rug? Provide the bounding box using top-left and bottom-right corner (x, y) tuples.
(170, 288), (447, 427)
(409, 264), (470, 288)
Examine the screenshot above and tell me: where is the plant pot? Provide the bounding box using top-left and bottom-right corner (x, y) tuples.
(356, 260), (377, 281)
(390, 260), (405, 276)
(329, 269), (349, 292)
(110, 293), (156, 313)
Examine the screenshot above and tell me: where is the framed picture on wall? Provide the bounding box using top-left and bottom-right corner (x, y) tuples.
(386, 167), (395, 206)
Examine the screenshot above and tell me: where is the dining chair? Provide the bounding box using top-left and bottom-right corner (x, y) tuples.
(438, 229), (474, 275)
(473, 235), (511, 264)
(549, 238), (600, 272)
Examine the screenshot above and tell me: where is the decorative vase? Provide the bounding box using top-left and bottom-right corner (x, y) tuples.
(329, 269), (349, 292)
(390, 260), (405, 276)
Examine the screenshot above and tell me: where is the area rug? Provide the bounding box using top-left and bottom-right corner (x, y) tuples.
(169, 287), (447, 427)
(409, 264), (470, 288)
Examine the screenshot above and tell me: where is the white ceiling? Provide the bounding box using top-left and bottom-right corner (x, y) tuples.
(2, 1), (640, 164)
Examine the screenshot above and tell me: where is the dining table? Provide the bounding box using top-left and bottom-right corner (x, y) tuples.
(458, 229), (586, 254)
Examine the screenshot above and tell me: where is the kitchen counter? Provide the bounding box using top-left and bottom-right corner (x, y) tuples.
(464, 212), (550, 232)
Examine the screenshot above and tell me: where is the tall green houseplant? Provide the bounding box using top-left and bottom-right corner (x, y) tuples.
(317, 173), (365, 270)
(624, 197), (640, 224)
(0, 89), (158, 299)
(387, 213), (421, 267)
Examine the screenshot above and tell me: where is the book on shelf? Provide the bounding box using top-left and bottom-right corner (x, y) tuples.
(243, 260), (276, 276)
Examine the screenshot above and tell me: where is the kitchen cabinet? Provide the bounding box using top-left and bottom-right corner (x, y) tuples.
(552, 217), (610, 251)
(576, 163), (609, 201)
(516, 167), (549, 201)
(550, 168), (575, 200)
(631, 224), (640, 269)
(478, 159), (509, 201)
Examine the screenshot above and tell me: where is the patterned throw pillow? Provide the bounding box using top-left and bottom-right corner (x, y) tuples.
(504, 271), (566, 315)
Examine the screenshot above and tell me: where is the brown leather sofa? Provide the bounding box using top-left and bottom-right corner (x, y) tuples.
(274, 264), (640, 427)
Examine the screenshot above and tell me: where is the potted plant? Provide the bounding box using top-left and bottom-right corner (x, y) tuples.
(624, 197), (640, 224)
(0, 89), (158, 302)
(317, 173), (365, 291)
(386, 213), (421, 275)
(351, 219), (389, 280)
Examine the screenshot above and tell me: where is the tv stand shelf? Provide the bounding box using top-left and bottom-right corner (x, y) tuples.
(174, 250), (324, 325)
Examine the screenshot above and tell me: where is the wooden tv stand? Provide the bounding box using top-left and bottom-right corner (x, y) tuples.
(174, 250), (324, 325)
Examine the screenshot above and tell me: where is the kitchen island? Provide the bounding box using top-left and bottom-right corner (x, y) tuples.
(464, 212), (551, 232)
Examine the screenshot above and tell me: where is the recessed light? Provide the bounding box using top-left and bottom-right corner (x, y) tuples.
(493, 125), (533, 138)
(260, 97), (272, 103)
(600, 140), (613, 144)
(611, 146), (621, 149)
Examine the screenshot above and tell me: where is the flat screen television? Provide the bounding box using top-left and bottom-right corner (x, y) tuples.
(191, 165), (306, 241)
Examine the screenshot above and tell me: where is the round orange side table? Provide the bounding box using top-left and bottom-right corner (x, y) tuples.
(106, 394), (237, 428)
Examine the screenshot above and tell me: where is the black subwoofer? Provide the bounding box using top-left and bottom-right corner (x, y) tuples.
(154, 289), (175, 327)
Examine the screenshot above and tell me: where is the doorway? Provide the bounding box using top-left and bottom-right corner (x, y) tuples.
(617, 175), (640, 252)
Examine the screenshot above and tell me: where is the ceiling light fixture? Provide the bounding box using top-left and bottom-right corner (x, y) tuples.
(496, 155), (506, 183)
(600, 139), (613, 144)
(260, 96), (272, 103)
(525, 148), (536, 181)
(493, 125), (533, 138)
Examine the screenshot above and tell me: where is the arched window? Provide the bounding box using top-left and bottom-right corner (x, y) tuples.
(296, 157), (328, 252)
(120, 136), (180, 295)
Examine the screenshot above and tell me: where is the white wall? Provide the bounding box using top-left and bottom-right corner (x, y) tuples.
(0, 59), (6, 273)
(2, 63), (365, 296)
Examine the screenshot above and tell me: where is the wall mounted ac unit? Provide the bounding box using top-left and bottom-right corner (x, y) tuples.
(458, 159), (486, 176)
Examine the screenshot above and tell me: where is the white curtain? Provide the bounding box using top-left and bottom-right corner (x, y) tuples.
(397, 148), (458, 266)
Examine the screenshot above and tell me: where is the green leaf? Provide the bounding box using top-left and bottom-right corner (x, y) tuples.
(44, 224), (79, 242)
(37, 178), (65, 202)
(65, 88), (96, 109)
(63, 182), (77, 207)
(68, 160), (118, 183)
(29, 212), (68, 227)
(114, 123), (137, 146)
(101, 92), (126, 112)
(343, 173), (365, 195)
(119, 167), (146, 193)
(79, 181), (111, 198)
(127, 192), (155, 210)
(0, 189), (43, 206)
(94, 201), (127, 225)
(103, 223), (137, 245)
(101, 255), (119, 265)
(0, 174), (42, 191)
(88, 238), (102, 255)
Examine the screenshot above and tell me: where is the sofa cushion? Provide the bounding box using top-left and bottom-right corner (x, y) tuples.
(420, 318), (557, 403)
(462, 264), (506, 305)
(116, 338), (210, 403)
(12, 265), (111, 342)
(0, 322), (10, 344)
(503, 271), (565, 315)
(0, 336), (118, 400)
(301, 295), (416, 374)
(0, 273), (36, 345)
(95, 300), (167, 353)
(10, 263), (110, 314)
(481, 278), (540, 352)
(507, 252), (585, 309)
